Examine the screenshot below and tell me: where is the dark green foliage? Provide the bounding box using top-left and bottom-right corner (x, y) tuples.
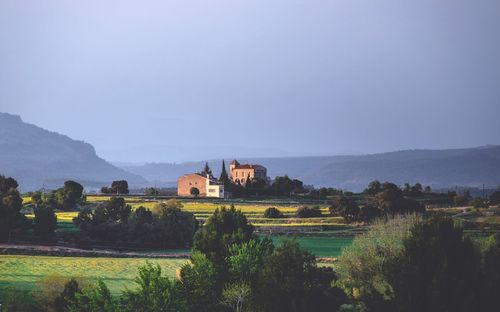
(490, 190), (500, 205)
(73, 197), (197, 248)
(0, 175), (29, 241)
(144, 187), (159, 196)
(263, 207), (284, 218)
(179, 252), (218, 312)
(453, 190), (471, 206)
(121, 263), (186, 312)
(272, 175), (307, 195)
(111, 180), (129, 194)
(329, 195), (360, 222)
(357, 204), (380, 222)
(193, 205), (254, 268)
(481, 234), (500, 309)
(227, 238), (274, 283)
(219, 160), (230, 185)
(365, 180), (382, 195)
(375, 185), (424, 215)
(255, 240), (347, 312)
(68, 280), (115, 312)
(201, 162), (212, 177)
(387, 216), (482, 312)
(33, 204), (57, 241)
(54, 279), (82, 312)
(296, 205), (322, 218)
(43, 180), (84, 211)
(402, 183), (423, 196)
(470, 197), (488, 208)
(0, 288), (40, 312)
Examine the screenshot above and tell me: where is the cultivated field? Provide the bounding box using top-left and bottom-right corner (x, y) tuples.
(0, 255), (186, 295)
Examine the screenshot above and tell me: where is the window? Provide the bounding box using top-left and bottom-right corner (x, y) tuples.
(209, 189), (216, 193)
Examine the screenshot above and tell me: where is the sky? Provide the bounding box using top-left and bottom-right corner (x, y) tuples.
(1, 0), (499, 163)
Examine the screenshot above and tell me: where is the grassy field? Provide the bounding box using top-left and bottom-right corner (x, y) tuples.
(0, 255), (186, 295)
(271, 236), (353, 258)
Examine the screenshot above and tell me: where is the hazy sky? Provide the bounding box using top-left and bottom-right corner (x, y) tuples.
(1, 0), (499, 163)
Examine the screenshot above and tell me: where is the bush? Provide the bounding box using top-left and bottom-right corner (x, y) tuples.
(263, 207), (284, 218)
(296, 206), (322, 218)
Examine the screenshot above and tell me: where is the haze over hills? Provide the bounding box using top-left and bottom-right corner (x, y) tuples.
(1, 111), (499, 192)
(120, 146), (500, 192)
(0, 112), (146, 191)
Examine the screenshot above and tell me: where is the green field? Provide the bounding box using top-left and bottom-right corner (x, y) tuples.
(0, 255), (186, 295)
(271, 236), (353, 258)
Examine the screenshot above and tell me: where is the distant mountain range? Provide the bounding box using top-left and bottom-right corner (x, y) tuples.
(2, 112), (499, 192)
(0, 113), (146, 191)
(120, 146), (500, 192)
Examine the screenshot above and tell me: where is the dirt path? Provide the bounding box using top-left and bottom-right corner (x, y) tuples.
(0, 243), (190, 259)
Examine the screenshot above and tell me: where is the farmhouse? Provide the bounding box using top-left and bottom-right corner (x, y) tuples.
(177, 173), (225, 198)
(229, 159), (267, 184)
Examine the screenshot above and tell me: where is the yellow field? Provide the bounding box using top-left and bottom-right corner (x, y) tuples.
(25, 197), (342, 227)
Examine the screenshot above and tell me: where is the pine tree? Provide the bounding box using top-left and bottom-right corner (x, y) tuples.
(202, 162), (212, 176)
(219, 160), (229, 184)
(245, 173), (252, 188)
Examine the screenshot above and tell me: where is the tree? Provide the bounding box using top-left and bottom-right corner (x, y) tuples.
(189, 187), (200, 197)
(365, 180), (382, 195)
(296, 206), (322, 218)
(145, 187), (159, 196)
(255, 240), (346, 312)
(375, 186), (424, 216)
(34, 275), (89, 312)
(272, 175), (306, 195)
(336, 215), (420, 311)
(68, 280), (116, 312)
(481, 234), (500, 309)
(329, 195), (360, 222)
(227, 238), (274, 283)
(470, 197), (488, 208)
(245, 174), (252, 188)
(490, 190), (500, 206)
(111, 180), (129, 194)
(61, 180), (84, 210)
(263, 207), (284, 218)
(220, 282), (251, 312)
(388, 215), (482, 312)
(54, 279), (82, 312)
(33, 204), (57, 241)
(193, 206), (254, 270)
(156, 202), (198, 248)
(0, 175), (29, 242)
(179, 252), (218, 312)
(202, 162), (212, 177)
(121, 263), (186, 312)
(219, 160), (230, 185)
(357, 204), (380, 223)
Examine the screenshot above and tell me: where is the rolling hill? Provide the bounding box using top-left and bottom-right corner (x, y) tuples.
(0, 112), (146, 191)
(120, 146), (500, 192)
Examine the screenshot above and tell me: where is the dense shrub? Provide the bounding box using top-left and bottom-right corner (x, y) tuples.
(193, 205), (254, 268)
(73, 198), (197, 248)
(296, 206), (322, 218)
(263, 207), (284, 218)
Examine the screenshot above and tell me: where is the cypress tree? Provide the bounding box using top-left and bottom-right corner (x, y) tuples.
(219, 160), (229, 184)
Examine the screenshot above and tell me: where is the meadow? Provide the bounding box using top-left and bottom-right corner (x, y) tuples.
(0, 255), (186, 295)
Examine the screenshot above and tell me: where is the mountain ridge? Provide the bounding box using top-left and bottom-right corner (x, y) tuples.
(120, 145), (500, 191)
(0, 112), (146, 191)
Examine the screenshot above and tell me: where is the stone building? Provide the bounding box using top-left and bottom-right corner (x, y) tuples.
(229, 159), (267, 185)
(177, 173), (224, 198)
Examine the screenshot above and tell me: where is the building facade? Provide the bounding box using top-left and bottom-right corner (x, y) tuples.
(177, 173), (224, 198)
(229, 159), (267, 184)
